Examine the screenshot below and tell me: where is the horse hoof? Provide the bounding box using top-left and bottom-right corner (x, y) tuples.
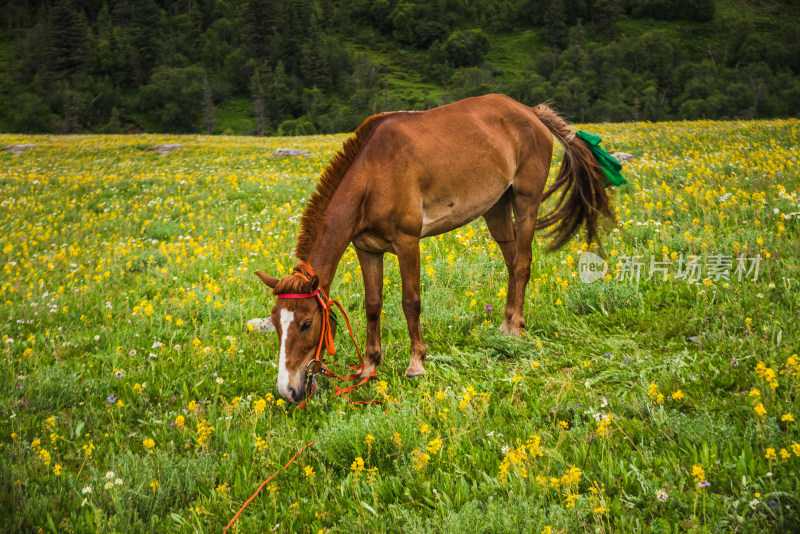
(359, 365), (377, 380)
(500, 321), (523, 336)
(404, 363), (426, 378)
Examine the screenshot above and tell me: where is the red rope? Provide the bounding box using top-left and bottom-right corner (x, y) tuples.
(223, 442), (315, 534)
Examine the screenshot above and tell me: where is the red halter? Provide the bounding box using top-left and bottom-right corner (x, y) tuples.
(276, 262), (376, 408)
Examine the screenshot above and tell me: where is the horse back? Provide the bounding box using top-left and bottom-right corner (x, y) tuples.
(350, 94), (553, 241)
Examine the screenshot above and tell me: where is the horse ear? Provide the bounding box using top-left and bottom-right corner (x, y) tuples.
(255, 271), (279, 289)
(309, 275), (319, 291)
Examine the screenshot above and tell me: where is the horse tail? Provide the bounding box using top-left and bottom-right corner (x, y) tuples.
(531, 103), (614, 252)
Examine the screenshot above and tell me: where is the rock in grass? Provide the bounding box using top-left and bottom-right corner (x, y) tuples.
(609, 151), (635, 163)
(548, 402), (583, 416)
(247, 318), (274, 333)
(271, 148), (310, 158)
(148, 144), (183, 154)
(2, 144), (35, 155)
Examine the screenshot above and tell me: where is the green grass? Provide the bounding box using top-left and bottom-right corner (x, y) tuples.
(214, 98), (258, 136)
(0, 118), (799, 532)
(484, 29), (543, 78)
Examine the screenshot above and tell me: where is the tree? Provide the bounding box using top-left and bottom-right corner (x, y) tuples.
(138, 65), (205, 132)
(250, 62), (271, 136)
(743, 62), (772, 117)
(593, 0), (620, 39)
(543, 0), (568, 50)
(115, 0), (161, 84)
(444, 29), (490, 68)
(45, 0), (89, 79)
(203, 73), (215, 134)
(243, 0), (282, 61)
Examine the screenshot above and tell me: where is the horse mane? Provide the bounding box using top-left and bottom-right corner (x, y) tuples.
(295, 112), (396, 261)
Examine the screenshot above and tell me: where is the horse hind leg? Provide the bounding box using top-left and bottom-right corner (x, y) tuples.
(483, 192), (520, 335)
(506, 159), (548, 336)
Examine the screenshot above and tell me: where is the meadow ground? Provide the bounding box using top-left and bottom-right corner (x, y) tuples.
(1, 118), (799, 533)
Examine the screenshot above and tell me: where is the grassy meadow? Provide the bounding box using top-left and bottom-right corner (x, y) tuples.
(1, 118), (799, 533)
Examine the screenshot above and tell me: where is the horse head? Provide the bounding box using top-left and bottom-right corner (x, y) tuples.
(254, 266), (333, 404)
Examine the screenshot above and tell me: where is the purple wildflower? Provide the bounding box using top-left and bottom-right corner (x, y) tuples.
(485, 304), (493, 311)
(107, 394), (117, 403)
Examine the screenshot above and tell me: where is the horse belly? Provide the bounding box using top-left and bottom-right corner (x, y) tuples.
(419, 177), (509, 237)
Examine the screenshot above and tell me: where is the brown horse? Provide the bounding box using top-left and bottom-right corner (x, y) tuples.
(255, 94), (613, 404)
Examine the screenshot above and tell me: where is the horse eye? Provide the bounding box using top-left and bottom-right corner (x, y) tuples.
(300, 320), (312, 332)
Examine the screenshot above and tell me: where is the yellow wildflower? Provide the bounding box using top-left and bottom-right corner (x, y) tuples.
(82, 442), (95, 456)
(427, 437), (443, 454)
(411, 449), (430, 471)
(350, 457), (365, 474)
(691, 464), (706, 484)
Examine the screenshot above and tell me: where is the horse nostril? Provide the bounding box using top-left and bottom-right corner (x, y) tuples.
(288, 386), (298, 402)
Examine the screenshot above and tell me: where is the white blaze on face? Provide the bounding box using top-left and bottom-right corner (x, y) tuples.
(277, 309), (295, 399)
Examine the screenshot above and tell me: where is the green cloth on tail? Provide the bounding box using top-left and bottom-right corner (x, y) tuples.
(576, 130), (627, 187)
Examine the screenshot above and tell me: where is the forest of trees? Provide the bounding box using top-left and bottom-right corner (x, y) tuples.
(1, 0), (798, 135)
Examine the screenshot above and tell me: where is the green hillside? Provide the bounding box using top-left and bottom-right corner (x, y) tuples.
(1, 0), (798, 135)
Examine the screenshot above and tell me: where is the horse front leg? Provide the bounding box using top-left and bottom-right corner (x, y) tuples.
(355, 247), (384, 378)
(396, 234), (426, 377)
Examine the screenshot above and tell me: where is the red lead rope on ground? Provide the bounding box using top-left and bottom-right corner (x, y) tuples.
(223, 442), (315, 534)
(225, 265), (384, 530)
